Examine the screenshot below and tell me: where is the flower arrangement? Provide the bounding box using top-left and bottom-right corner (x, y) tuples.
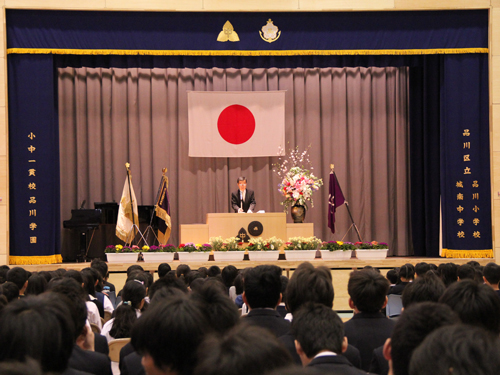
(178, 243), (212, 252)
(321, 241), (356, 251)
(247, 237), (283, 251)
(356, 241), (389, 249)
(222, 237), (242, 251)
(272, 146), (323, 211)
(284, 236), (322, 250)
(209, 236), (225, 251)
(105, 244), (150, 253)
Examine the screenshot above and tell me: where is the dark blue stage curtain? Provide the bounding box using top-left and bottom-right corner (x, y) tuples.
(5, 10), (490, 261)
(8, 54), (62, 264)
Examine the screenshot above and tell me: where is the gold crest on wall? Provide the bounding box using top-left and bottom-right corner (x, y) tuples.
(260, 19), (280, 43)
(217, 21), (240, 42)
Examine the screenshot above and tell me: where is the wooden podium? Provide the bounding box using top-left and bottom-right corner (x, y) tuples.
(180, 212), (313, 244)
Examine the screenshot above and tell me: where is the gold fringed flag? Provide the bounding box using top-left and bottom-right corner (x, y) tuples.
(155, 173), (171, 245)
(116, 167), (139, 243)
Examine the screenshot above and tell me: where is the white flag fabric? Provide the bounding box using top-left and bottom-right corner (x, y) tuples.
(116, 173), (139, 243)
(188, 91), (286, 157)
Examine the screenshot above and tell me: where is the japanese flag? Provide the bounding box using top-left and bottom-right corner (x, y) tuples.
(188, 91), (285, 157)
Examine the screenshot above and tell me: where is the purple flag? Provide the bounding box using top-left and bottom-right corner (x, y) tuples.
(155, 176), (171, 245)
(328, 172), (345, 234)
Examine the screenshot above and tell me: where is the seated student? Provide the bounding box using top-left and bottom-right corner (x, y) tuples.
(400, 271), (446, 309)
(457, 264), (476, 281)
(409, 324), (500, 375)
(221, 265), (239, 301)
(381, 302), (460, 375)
(101, 280), (146, 342)
(279, 262), (361, 369)
(1, 281), (19, 302)
(344, 269), (395, 372)
(437, 262), (458, 287)
(277, 275), (289, 318)
(292, 303), (367, 374)
(386, 269), (399, 287)
(439, 279), (500, 335)
(234, 272), (244, 308)
(388, 264), (414, 295)
(157, 263), (172, 278)
(482, 262), (500, 298)
(25, 273), (47, 296)
(65, 270), (102, 331)
(0, 264), (10, 284)
(48, 278), (112, 375)
(91, 259), (116, 306)
(131, 295), (211, 375)
(242, 265), (291, 338)
(194, 323), (293, 375)
(6, 267), (29, 297)
(0, 293), (91, 375)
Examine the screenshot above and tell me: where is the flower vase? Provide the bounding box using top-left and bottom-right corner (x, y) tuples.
(291, 204), (306, 223)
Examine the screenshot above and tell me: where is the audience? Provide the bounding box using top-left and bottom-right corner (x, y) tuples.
(5, 267), (29, 297)
(401, 271), (445, 309)
(483, 262), (500, 297)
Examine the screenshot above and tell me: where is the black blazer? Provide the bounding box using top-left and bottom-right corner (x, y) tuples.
(343, 312), (396, 372)
(243, 308), (291, 337)
(231, 189), (256, 212)
(308, 355), (373, 375)
(68, 345), (112, 375)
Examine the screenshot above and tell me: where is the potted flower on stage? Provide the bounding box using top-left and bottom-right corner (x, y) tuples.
(355, 241), (389, 260)
(143, 244), (177, 262)
(247, 237), (281, 261)
(320, 241), (355, 260)
(210, 236), (244, 262)
(284, 236), (322, 260)
(177, 242), (212, 261)
(105, 244), (141, 262)
(272, 146), (323, 223)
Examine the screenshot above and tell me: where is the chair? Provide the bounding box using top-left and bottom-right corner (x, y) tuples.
(104, 311), (113, 323)
(108, 338), (131, 363)
(90, 322), (101, 334)
(386, 294), (403, 318)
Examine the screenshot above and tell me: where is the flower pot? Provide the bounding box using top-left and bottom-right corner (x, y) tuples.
(291, 204), (306, 223)
(143, 252), (175, 262)
(106, 253), (140, 263)
(248, 250), (279, 261)
(355, 249), (388, 260)
(214, 251), (244, 262)
(284, 250), (317, 261)
(320, 249), (353, 260)
(177, 252), (210, 261)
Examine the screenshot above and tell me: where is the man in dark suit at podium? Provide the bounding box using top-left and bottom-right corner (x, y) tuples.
(231, 176), (256, 213)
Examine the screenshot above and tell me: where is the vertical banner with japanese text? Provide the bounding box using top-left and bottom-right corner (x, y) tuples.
(8, 54), (62, 264)
(440, 54), (492, 258)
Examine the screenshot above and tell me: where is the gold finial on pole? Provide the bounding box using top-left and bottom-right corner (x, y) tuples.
(125, 162), (130, 171)
(162, 168), (167, 176)
(330, 164), (334, 173)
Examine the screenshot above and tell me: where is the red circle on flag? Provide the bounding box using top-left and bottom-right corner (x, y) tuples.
(217, 105), (255, 145)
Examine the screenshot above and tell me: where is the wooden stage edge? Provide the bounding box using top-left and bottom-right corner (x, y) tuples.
(19, 256), (495, 273)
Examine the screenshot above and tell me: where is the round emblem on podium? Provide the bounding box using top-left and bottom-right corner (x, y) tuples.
(248, 221), (263, 236)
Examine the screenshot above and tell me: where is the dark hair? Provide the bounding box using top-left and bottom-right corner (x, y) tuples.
(127, 270), (149, 288)
(82, 267), (103, 293)
(285, 262), (333, 314)
(467, 260), (480, 268)
(292, 303), (344, 356)
(25, 273), (47, 296)
(234, 273), (244, 295)
(236, 176), (247, 183)
(64, 269), (84, 285)
(401, 271), (446, 308)
(38, 271), (52, 284)
(158, 263), (172, 278)
(91, 258), (109, 279)
(190, 280), (240, 334)
(221, 265), (239, 289)
(47, 277), (88, 340)
(0, 357), (43, 375)
(439, 280), (500, 334)
(207, 265), (221, 278)
(386, 269), (399, 284)
(110, 280), (146, 339)
(149, 273), (188, 300)
(414, 262), (430, 277)
(457, 264), (476, 281)
(483, 262), (500, 285)
(186, 271), (204, 287)
(280, 275), (289, 304)
(80, 268), (97, 297)
(197, 267), (208, 278)
(437, 263), (458, 287)
(409, 324), (500, 375)
(348, 269), (389, 313)
(243, 265), (282, 309)
(126, 264), (144, 276)
(0, 294), (75, 373)
(0, 265), (10, 284)
(132, 296), (211, 375)
(1, 281), (20, 302)
(194, 324), (293, 375)
(390, 302), (460, 375)
(6, 267), (28, 290)
(176, 264), (191, 278)
(398, 263), (415, 282)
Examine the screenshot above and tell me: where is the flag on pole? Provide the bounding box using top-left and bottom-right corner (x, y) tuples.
(155, 175), (171, 245)
(116, 170), (139, 243)
(328, 172), (345, 234)
(188, 91), (285, 157)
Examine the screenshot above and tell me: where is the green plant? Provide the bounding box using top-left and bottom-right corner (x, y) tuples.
(285, 236), (322, 250)
(356, 241), (389, 249)
(222, 237), (242, 251)
(321, 241), (356, 251)
(209, 236), (224, 251)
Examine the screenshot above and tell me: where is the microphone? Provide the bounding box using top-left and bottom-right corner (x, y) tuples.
(79, 200), (86, 209)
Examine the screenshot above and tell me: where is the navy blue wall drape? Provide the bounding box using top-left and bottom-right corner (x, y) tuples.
(6, 10), (490, 262)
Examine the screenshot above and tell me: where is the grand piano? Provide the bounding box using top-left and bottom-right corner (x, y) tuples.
(63, 208), (102, 262)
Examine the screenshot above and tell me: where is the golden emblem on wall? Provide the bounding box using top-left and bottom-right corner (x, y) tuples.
(217, 21), (240, 42)
(260, 19), (280, 43)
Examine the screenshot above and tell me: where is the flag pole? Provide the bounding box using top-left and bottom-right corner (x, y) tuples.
(143, 168), (167, 244)
(330, 164), (363, 242)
